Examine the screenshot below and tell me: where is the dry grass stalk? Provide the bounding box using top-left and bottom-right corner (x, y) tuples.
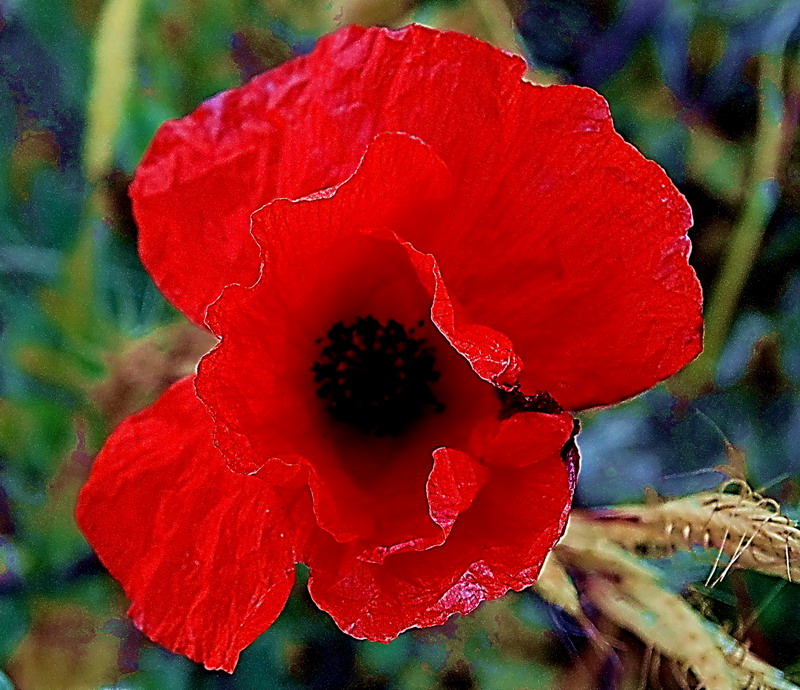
(534, 510), (800, 690)
(704, 626), (800, 690)
(556, 520), (736, 690)
(571, 481), (800, 585)
(640, 645), (799, 690)
(533, 552), (582, 620)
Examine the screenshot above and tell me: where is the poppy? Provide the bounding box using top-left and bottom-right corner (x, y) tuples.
(77, 24), (702, 671)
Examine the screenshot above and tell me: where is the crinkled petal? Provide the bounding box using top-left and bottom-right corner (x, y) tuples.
(196, 133), (506, 552)
(194, 130), (452, 475)
(134, 24), (700, 409)
(412, 84), (702, 410)
(480, 410), (576, 470)
(76, 378), (302, 672)
(305, 410), (577, 641)
(131, 24), (526, 324)
(396, 236), (522, 389)
(360, 447), (489, 564)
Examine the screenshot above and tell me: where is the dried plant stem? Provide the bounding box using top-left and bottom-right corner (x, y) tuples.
(573, 482), (800, 583)
(704, 624), (800, 690)
(533, 552), (582, 620)
(555, 520), (736, 690)
(535, 484), (800, 689)
(583, 576), (736, 689)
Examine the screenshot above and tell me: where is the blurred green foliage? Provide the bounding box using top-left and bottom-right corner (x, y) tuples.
(3, 0), (800, 687)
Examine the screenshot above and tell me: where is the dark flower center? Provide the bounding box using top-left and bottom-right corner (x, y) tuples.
(313, 316), (444, 436)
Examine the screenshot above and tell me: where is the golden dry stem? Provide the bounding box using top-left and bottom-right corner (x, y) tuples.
(572, 481), (799, 585)
(555, 521), (736, 690)
(533, 552), (582, 620)
(535, 485), (800, 689)
(704, 625), (800, 690)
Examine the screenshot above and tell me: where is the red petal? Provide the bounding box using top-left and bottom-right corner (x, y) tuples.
(304, 411), (577, 641)
(195, 133), (509, 551)
(480, 411), (576, 470)
(76, 378), (303, 672)
(131, 27), (500, 325)
(408, 84), (702, 410)
(359, 447), (489, 564)
(195, 132), (455, 479)
(397, 237), (522, 389)
(134, 25), (699, 407)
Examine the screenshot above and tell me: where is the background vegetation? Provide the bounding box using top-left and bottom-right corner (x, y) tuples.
(3, 0), (800, 687)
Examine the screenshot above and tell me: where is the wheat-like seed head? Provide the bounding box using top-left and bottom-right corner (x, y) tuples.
(532, 485), (800, 690)
(571, 481), (800, 585)
(553, 521), (737, 690)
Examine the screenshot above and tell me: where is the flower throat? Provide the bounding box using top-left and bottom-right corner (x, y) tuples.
(313, 316), (444, 436)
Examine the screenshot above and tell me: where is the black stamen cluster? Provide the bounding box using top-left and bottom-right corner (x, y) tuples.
(313, 316), (444, 436)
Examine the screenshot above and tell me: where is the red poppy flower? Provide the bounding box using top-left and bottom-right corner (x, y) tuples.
(76, 25), (702, 672)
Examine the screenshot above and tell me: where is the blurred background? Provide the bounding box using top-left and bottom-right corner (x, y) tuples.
(3, 0), (800, 687)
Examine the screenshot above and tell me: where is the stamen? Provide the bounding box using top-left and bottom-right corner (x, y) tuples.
(313, 316), (444, 436)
